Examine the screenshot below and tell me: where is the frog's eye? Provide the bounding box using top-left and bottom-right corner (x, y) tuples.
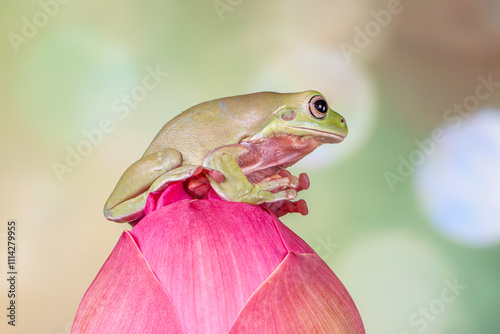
(308, 95), (328, 119)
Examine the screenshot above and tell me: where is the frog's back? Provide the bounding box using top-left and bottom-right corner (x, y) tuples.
(143, 92), (291, 164)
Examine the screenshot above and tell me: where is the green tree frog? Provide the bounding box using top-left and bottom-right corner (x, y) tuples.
(104, 91), (347, 224)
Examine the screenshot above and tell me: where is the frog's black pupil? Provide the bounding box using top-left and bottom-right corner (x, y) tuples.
(314, 99), (327, 113)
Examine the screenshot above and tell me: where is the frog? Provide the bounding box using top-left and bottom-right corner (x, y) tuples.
(104, 90), (347, 224)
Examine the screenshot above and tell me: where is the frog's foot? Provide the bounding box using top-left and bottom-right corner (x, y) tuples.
(185, 169), (225, 198)
(265, 199), (309, 218)
(240, 175), (297, 203)
(205, 149), (307, 205)
(276, 170), (310, 191)
(239, 170), (308, 206)
(263, 171), (310, 218)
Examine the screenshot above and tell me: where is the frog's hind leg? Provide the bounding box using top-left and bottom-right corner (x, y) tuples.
(106, 164), (206, 223)
(104, 148), (182, 223)
(149, 164), (206, 193)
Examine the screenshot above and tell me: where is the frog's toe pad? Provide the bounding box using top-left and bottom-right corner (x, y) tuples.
(298, 173), (310, 190)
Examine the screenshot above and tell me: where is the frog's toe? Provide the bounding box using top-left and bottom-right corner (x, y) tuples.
(205, 169), (225, 183)
(257, 188), (297, 203)
(269, 170), (308, 191)
(264, 198), (308, 218)
(258, 176), (299, 192)
(298, 173), (310, 190)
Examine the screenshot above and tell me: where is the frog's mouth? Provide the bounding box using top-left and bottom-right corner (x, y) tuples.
(289, 126), (345, 143)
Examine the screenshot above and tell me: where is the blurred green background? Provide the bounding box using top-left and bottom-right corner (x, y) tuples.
(1, 0), (500, 333)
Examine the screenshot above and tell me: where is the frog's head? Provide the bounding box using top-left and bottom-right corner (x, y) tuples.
(256, 90), (347, 143)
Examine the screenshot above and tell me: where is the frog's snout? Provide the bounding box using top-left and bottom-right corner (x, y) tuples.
(337, 114), (347, 127)
(333, 112), (348, 138)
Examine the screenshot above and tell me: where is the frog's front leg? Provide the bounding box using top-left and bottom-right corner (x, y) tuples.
(203, 145), (299, 204)
(104, 148), (182, 223)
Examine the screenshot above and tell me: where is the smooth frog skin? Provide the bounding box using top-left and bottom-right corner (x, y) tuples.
(104, 90), (347, 224)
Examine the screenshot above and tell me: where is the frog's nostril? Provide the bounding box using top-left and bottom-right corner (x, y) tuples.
(340, 118), (345, 124)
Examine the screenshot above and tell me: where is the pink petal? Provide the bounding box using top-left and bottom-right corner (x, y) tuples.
(267, 208), (315, 254)
(71, 232), (183, 334)
(229, 252), (365, 334)
(144, 182), (192, 215)
(130, 199), (289, 334)
(75, 182), (364, 333)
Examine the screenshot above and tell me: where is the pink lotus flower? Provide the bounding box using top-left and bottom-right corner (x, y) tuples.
(72, 182), (364, 333)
